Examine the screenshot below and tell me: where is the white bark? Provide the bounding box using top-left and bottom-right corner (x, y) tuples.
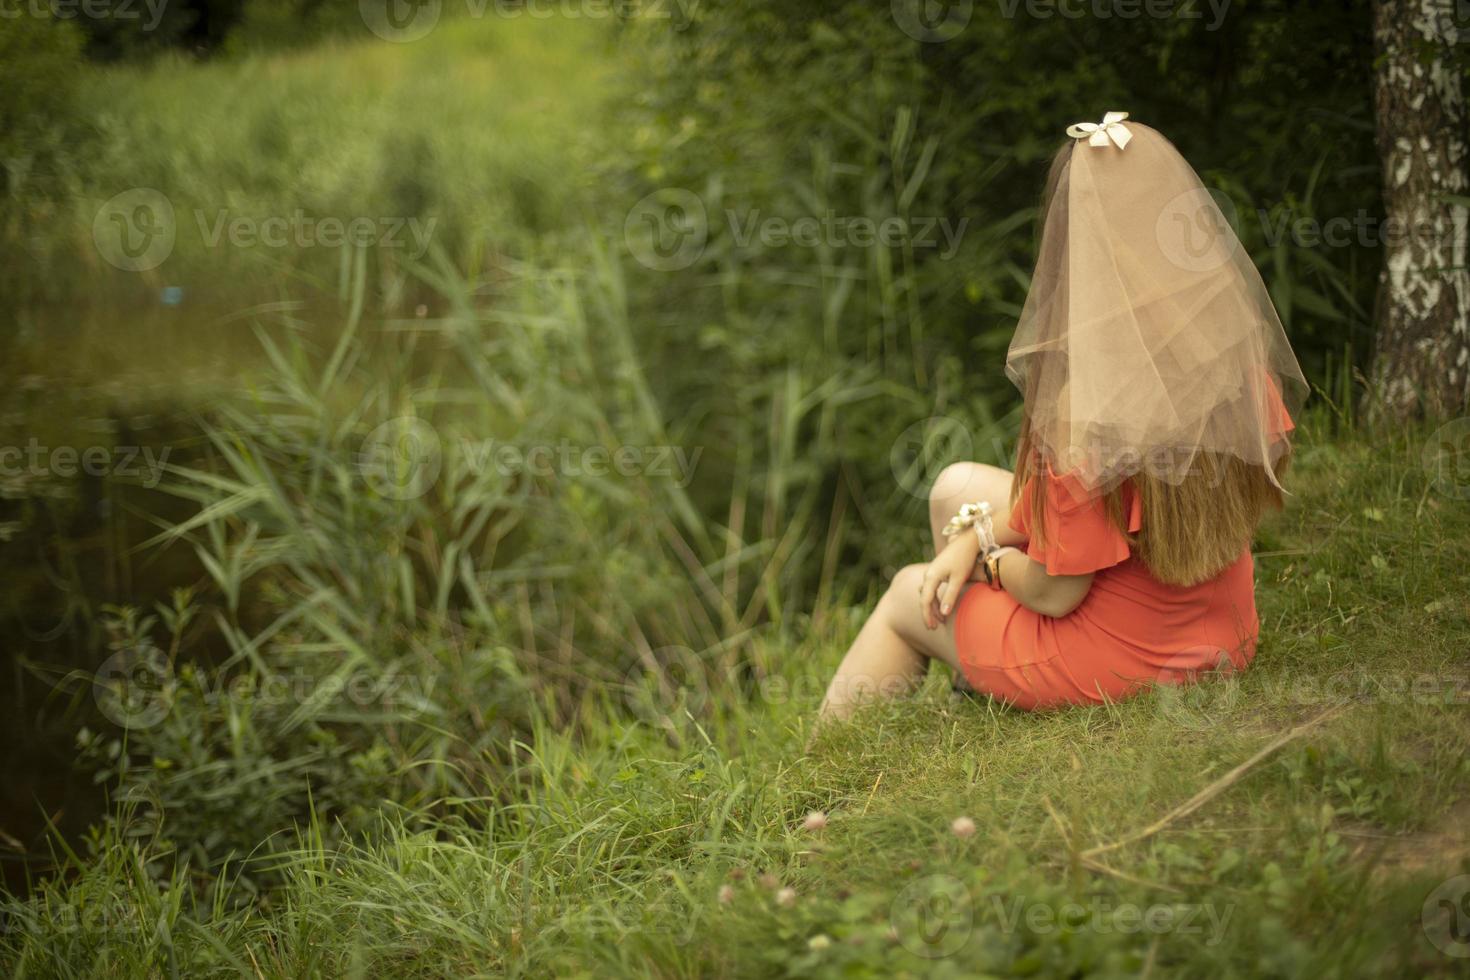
(1368, 0), (1470, 418)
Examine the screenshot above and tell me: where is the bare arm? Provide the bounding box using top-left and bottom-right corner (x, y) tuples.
(991, 547), (1093, 618)
(921, 536), (1094, 629)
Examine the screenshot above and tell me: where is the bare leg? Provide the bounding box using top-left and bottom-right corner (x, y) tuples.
(817, 462), (1022, 724)
(927, 462), (1023, 556)
(817, 563), (966, 722)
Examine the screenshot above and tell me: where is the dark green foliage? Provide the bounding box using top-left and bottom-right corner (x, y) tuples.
(0, 14), (86, 177)
(70, 0), (247, 60)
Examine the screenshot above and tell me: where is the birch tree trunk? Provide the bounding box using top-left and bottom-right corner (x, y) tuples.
(1367, 0), (1470, 420)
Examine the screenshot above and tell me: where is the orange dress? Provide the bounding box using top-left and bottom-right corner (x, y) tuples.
(952, 472), (1259, 711)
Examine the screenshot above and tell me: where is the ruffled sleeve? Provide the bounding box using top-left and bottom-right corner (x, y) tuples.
(1265, 372), (1295, 443)
(1006, 469), (1140, 576)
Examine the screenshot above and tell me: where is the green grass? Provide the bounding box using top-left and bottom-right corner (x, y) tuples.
(6, 15), (619, 389)
(4, 418), (1469, 977)
(5, 14), (1469, 980)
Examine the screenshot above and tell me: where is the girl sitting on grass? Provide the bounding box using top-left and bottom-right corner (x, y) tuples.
(819, 113), (1305, 721)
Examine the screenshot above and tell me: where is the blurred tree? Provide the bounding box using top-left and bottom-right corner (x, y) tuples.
(1366, 0), (1470, 420)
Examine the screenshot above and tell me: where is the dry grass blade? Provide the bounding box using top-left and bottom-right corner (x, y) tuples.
(1079, 855), (1185, 895)
(1083, 702), (1348, 860)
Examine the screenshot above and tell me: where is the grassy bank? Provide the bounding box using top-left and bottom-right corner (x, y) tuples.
(4, 417), (1469, 976)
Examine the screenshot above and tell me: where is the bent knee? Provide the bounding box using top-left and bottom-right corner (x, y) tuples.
(876, 563), (924, 615)
(929, 462), (977, 517)
(880, 562), (961, 663)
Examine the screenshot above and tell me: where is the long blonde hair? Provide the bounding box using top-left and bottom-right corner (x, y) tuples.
(1012, 415), (1288, 587)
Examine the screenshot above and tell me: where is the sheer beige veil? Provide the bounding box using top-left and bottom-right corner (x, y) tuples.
(1006, 113), (1307, 496)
